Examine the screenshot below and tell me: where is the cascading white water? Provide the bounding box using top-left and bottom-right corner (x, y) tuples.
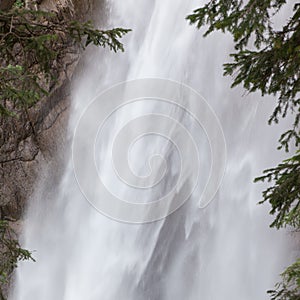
(12, 1), (293, 299)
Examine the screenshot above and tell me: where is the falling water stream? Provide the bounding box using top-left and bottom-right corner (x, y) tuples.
(12, 1), (293, 299)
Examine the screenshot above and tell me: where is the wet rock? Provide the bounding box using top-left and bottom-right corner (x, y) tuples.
(0, 0), (99, 221)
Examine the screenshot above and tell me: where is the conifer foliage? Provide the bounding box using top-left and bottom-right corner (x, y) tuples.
(0, 3), (130, 299)
(0, 220), (34, 300)
(187, 1), (299, 299)
(0, 7), (130, 116)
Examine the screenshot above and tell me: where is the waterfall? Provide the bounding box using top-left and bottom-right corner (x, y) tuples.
(12, 0), (292, 299)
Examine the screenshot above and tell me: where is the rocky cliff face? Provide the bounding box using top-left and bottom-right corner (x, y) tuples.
(0, 0), (101, 221)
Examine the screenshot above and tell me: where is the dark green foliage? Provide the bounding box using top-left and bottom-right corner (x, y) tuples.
(268, 259), (300, 300)
(0, 65), (46, 116)
(13, 0), (24, 9)
(0, 7), (130, 116)
(187, 1), (300, 150)
(0, 6), (130, 299)
(187, 1), (287, 49)
(0, 220), (34, 299)
(187, 1), (299, 299)
(255, 151), (300, 229)
(187, 0), (300, 233)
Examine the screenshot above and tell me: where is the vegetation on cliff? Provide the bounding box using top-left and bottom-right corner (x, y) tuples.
(0, 220), (34, 300)
(187, 1), (299, 299)
(0, 6), (129, 117)
(0, 1), (129, 298)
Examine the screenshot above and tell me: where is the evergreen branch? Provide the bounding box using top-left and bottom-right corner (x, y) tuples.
(268, 259), (300, 300)
(254, 151), (300, 229)
(0, 8), (130, 116)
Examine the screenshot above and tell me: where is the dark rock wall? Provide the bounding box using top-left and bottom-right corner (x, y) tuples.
(0, 0), (101, 220)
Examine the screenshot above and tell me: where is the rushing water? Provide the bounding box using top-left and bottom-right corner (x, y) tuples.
(12, 1), (293, 299)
